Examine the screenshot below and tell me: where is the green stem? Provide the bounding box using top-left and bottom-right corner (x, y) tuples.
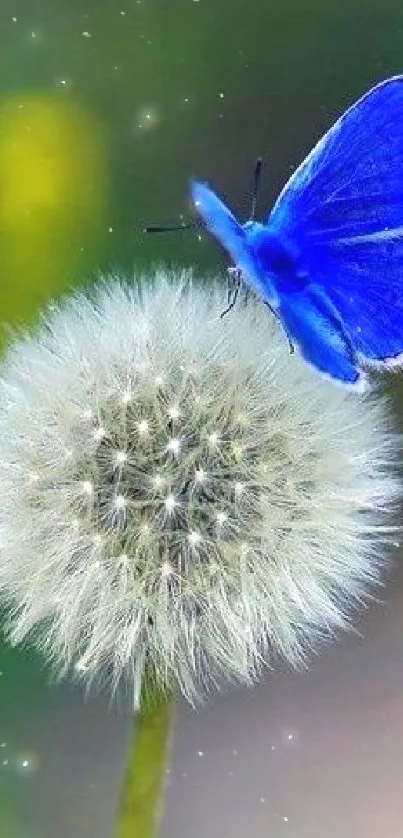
(115, 688), (176, 838)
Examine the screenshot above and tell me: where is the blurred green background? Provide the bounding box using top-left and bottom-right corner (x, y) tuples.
(0, 0), (402, 835)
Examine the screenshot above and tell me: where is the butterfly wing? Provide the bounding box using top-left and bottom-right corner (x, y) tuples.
(190, 180), (277, 304)
(269, 75), (403, 366)
(277, 284), (366, 390)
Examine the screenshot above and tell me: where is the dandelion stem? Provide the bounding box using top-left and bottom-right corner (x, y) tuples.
(115, 686), (176, 838)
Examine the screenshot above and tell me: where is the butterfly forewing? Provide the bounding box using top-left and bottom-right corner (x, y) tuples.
(269, 76), (403, 366)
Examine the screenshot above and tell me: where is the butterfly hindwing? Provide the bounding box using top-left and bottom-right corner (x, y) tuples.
(300, 236), (403, 366)
(269, 75), (403, 367)
(277, 284), (365, 390)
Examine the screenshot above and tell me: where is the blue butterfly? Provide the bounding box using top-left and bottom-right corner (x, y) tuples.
(191, 76), (403, 391)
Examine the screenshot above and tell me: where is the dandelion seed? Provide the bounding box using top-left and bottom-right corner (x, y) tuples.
(231, 442), (244, 460)
(166, 438), (181, 455)
(164, 494), (176, 511)
(208, 431), (220, 447)
(167, 405), (180, 420)
(115, 450), (127, 466)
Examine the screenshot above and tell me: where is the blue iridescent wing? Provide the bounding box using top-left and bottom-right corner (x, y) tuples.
(275, 284), (365, 390)
(190, 180), (277, 304)
(269, 75), (403, 366)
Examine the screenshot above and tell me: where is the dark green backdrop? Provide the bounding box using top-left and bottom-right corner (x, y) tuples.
(0, 1), (402, 835)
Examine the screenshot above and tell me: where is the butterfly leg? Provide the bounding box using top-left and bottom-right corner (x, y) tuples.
(227, 266), (242, 300)
(220, 267), (243, 318)
(229, 267), (250, 307)
(263, 301), (295, 354)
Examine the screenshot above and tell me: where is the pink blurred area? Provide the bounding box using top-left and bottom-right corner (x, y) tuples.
(161, 553), (403, 838)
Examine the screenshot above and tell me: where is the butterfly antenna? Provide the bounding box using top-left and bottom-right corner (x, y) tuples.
(250, 157), (263, 221)
(143, 222), (197, 234)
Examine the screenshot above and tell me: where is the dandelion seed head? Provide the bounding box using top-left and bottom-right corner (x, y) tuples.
(0, 269), (399, 708)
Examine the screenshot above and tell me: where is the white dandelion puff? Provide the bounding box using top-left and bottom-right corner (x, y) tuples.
(0, 269), (399, 708)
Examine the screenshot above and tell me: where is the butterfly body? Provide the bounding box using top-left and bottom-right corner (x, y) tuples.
(191, 76), (403, 390)
(242, 222), (308, 295)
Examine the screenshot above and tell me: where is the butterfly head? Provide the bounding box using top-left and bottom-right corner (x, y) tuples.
(191, 180), (280, 303)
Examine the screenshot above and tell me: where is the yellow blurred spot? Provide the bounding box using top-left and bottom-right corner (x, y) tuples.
(0, 92), (108, 328)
